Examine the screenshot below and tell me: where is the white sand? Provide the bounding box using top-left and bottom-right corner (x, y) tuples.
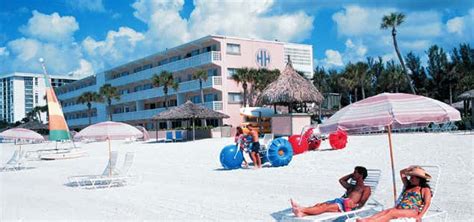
(0, 132), (473, 221)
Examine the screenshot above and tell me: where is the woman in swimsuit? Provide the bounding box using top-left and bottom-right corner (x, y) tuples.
(357, 166), (432, 222)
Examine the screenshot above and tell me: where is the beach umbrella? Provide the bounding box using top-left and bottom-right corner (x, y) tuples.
(320, 93), (461, 202)
(0, 128), (45, 152)
(74, 121), (142, 176)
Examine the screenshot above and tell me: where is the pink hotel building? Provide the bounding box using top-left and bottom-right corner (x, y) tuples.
(56, 35), (314, 129)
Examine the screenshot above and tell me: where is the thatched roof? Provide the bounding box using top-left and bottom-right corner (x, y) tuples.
(257, 62), (324, 105)
(458, 89), (474, 99)
(153, 101), (230, 120)
(15, 121), (48, 130)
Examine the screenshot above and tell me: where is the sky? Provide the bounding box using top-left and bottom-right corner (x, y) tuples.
(0, 0), (473, 76)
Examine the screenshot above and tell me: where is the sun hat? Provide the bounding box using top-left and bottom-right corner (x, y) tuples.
(406, 166), (432, 180)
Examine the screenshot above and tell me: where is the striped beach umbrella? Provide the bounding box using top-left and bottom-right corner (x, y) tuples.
(75, 121), (142, 176)
(39, 58), (71, 141)
(320, 93), (461, 202)
(0, 128), (45, 153)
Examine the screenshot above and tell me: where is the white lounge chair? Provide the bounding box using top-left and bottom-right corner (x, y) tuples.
(68, 152), (136, 189)
(389, 165), (447, 222)
(278, 169), (383, 221)
(67, 151), (119, 187)
(1, 150), (28, 171)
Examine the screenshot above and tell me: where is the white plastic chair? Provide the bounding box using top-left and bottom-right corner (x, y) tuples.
(2, 150), (20, 171)
(67, 151), (119, 187)
(389, 165), (447, 222)
(279, 169), (383, 221)
(260, 133), (274, 149)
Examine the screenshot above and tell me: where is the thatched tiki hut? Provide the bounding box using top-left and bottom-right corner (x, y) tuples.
(153, 101), (229, 140)
(257, 58), (324, 113)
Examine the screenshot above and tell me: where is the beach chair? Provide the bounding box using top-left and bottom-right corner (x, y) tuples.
(278, 169), (383, 222)
(85, 152), (136, 189)
(260, 133), (274, 149)
(1, 150), (20, 171)
(174, 131), (184, 142)
(124, 136), (137, 144)
(165, 131), (174, 142)
(67, 151), (119, 188)
(390, 165), (447, 222)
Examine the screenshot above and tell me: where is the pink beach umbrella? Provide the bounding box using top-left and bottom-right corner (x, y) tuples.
(0, 127), (45, 152)
(75, 121), (142, 176)
(320, 93), (461, 202)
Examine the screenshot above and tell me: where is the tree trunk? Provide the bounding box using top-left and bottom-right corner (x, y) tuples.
(449, 84), (453, 105)
(200, 79), (204, 104)
(108, 100), (113, 121)
(361, 85), (366, 99)
(87, 103), (92, 125)
(392, 28), (416, 95)
(354, 88), (358, 102)
(164, 87), (168, 109)
(243, 82), (248, 107)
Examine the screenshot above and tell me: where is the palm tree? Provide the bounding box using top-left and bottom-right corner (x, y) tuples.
(192, 69), (208, 104)
(342, 63), (359, 102)
(152, 71), (179, 109)
(99, 84), (120, 121)
(77, 91), (102, 125)
(354, 62), (370, 99)
(231, 68), (255, 107)
(381, 12), (416, 94)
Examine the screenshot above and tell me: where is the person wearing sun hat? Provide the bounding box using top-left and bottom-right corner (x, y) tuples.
(357, 166), (432, 222)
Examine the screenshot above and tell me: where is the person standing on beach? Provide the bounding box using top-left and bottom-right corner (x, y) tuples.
(248, 126), (261, 169)
(291, 166), (371, 217)
(234, 126), (248, 168)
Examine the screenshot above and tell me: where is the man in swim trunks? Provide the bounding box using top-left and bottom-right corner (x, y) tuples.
(248, 126), (261, 169)
(290, 166), (371, 217)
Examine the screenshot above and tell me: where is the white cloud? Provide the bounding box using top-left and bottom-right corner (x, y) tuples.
(82, 27), (145, 70)
(323, 49), (343, 67)
(0, 47), (9, 56)
(447, 17), (464, 35)
(70, 59), (94, 77)
(6, 37), (86, 75)
(128, 0), (313, 55)
(19, 10), (79, 43)
(67, 0), (106, 12)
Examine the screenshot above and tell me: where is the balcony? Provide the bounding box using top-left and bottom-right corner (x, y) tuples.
(57, 85), (98, 100)
(107, 51), (222, 87)
(112, 108), (166, 121)
(63, 104), (95, 113)
(66, 116), (98, 127)
(115, 76), (222, 104)
(203, 101), (223, 111)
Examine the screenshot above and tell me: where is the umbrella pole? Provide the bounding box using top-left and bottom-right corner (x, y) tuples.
(108, 138), (112, 177)
(387, 125), (397, 204)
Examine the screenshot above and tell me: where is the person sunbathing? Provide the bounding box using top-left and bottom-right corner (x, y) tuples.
(291, 166), (371, 217)
(357, 166), (432, 222)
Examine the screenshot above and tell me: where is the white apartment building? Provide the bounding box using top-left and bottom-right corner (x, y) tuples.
(0, 72), (78, 123)
(56, 35), (314, 129)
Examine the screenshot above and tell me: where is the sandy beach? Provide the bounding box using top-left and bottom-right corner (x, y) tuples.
(0, 132), (473, 221)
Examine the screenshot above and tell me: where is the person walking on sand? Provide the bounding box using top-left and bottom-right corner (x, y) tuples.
(291, 166), (371, 217)
(247, 126), (261, 169)
(357, 166), (432, 222)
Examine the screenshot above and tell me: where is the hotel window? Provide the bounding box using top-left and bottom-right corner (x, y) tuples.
(228, 93), (242, 103)
(207, 68), (218, 77)
(191, 95), (201, 104)
(159, 122), (167, 129)
(227, 68), (238, 78)
(226, 43), (241, 55)
(204, 93), (218, 102)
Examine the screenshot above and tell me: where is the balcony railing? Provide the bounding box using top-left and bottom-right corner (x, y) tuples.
(115, 76), (222, 104)
(66, 116), (98, 126)
(108, 51), (222, 87)
(112, 108), (166, 121)
(203, 101), (223, 111)
(57, 85), (97, 100)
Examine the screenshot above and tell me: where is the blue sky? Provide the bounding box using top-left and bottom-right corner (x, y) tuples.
(0, 0), (473, 76)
